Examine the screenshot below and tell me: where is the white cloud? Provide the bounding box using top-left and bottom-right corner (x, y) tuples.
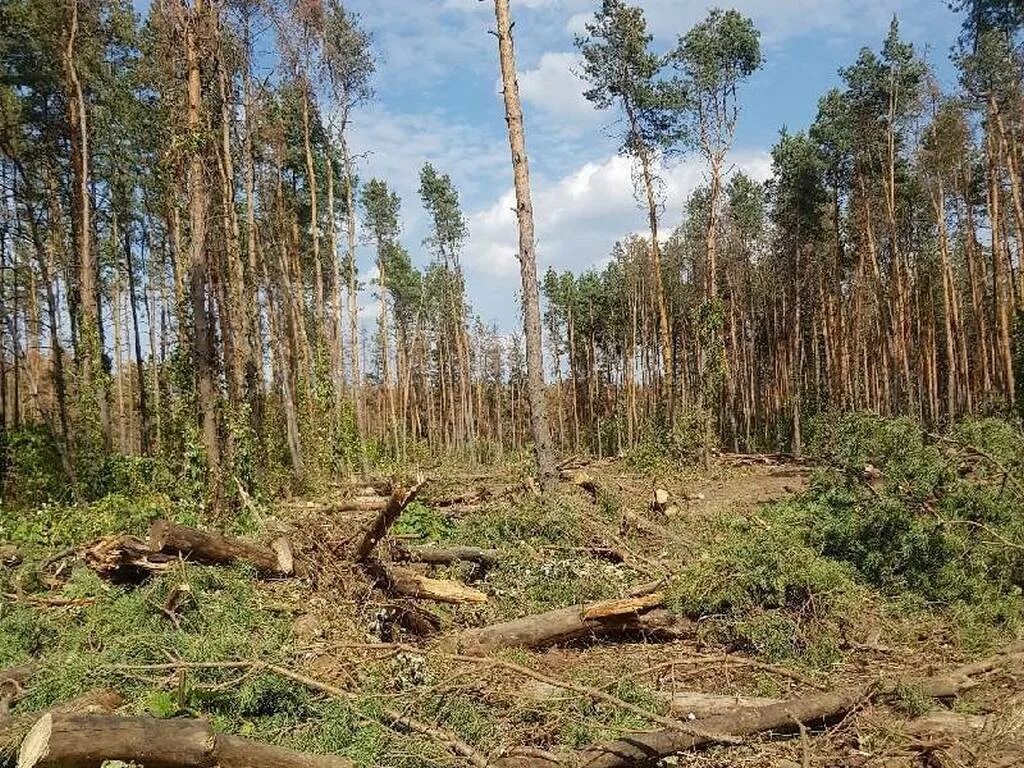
(464, 149), (772, 280)
(517, 51), (598, 130)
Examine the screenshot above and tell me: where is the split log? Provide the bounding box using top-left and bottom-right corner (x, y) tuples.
(16, 714), (351, 768)
(389, 568), (488, 604)
(148, 519), (294, 575)
(561, 641), (1024, 768)
(83, 535), (175, 581)
(353, 478), (425, 562)
(367, 562), (487, 605)
(446, 593), (690, 655)
(1, 689), (122, 757)
(396, 545), (499, 568)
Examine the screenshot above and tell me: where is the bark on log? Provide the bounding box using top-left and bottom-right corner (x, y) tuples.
(0, 665), (34, 712)
(353, 478), (424, 562)
(148, 519), (293, 575)
(446, 594), (690, 655)
(563, 641), (1024, 768)
(333, 496), (389, 513)
(396, 545), (499, 568)
(1, 689), (122, 757)
(16, 714), (351, 768)
(661, 691), (781, 719)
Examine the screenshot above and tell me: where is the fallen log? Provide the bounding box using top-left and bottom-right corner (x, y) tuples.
(333, 495), (390, 513)
(1, 689), (122, 758)
(661, 691), (782, 719)
(445, 593), (690, 655)
(148, 519), (294, 575)
(562, 641), (1024, 768)
(395, 545), (499, 568)
(388, 566), (488, 604)
(353, 478), (425, 562)
(16, 713), (351, 768)
(83, 535), (175, 581)
(366, 562), (487, 605)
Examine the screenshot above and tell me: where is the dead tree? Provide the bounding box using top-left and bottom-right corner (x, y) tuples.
(1, 689), (122, 757)
(446, 592), (687, 654)
(353, 479), (424, 561)
(148, 519), (294, 575)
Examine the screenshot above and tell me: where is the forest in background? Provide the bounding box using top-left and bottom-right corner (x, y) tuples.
(1, 0), (1023, 508)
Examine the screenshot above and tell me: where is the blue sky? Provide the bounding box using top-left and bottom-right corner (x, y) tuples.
(333, 0), (963, 332)
(134, 0), (966, 332)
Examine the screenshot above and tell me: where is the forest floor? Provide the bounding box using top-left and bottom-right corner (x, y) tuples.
(3, 426), (1024, 767)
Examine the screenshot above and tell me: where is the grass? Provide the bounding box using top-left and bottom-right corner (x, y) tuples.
(3, 413), (1024, 766)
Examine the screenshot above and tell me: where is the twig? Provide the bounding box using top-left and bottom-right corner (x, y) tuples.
(262, 662), (490, 768)
(105, 658), (489, 768)
(927, 432), (1024, 500)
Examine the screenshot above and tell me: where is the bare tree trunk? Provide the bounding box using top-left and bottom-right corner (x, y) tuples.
(493, 0), (557, 490)
(185, 0), (222, 494)
(64, 0), (109, 450)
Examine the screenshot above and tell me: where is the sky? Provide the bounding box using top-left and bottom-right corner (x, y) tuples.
(128, 0), (966, 333)
(324, 0), (966, 333)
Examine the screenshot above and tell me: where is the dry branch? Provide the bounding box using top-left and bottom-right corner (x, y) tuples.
(333, 495), (390, 513)
(353, 478), (424, 562)
(661, 691), (782, 719)
(445, 593), (691, 654)
(395, 544), (499, 568)
(554, 642), (1024, 768)
(148, 519), (294, 575)
(16, 713), (350, 768)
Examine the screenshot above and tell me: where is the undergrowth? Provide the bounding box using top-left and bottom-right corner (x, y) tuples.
(669, 413), (1024, 666)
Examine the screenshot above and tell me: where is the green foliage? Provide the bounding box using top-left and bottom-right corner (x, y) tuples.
(670, 505), (863, 618)
(1, 426), (69, 507)
(394, 501), (455, 542)
(452, 495), (586, 550)
(807, 413), (1024, 607)
(575, 0), (686, 154)
(0, 492), (172, 549)
(672, 8), (762, 95)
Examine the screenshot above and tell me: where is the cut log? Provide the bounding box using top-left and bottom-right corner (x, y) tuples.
(353, 478), (425, 562)
(0, 545), (22, 568)
(0, 664), (34, 715)
(16, 713), (351, 768)
(561, 642), (1024, 768)
(446, 593), (689, 655)
(148, 519), (293, 575)
(1, 689), (122, 757)
(396, 545), (499, 568)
